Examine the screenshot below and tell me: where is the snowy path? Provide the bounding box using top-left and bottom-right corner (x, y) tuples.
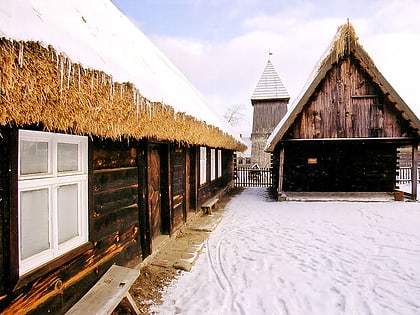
(152, 189), (420, 315)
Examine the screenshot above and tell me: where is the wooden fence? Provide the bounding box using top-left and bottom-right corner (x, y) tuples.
(396, 166), (420, 184)
(234, 167), (272, 187)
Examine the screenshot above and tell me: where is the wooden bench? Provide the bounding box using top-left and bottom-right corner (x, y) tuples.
(201, 197), (219, 215)
(66, 265), (140, 315)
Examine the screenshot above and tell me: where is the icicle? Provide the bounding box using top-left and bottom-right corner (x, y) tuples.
(56, 51), (59, 69)
(120, 84), (123, 99)
(59, 56), (64, 95)
(67, 59), (71, 89)
(91, 72), (94, 92)
(78, 67), (81, 91)
(136, 94), (139, 121)
(109, 79), (113, 100)
(18, 42), (24, 68)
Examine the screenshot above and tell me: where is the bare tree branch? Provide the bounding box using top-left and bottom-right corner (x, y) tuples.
(224, 104), (244, 126)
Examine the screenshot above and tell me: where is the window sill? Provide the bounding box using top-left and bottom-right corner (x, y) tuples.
(14, 242), (93, 291)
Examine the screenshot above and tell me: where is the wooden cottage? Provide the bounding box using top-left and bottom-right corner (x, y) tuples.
(265, 23), (420, 200)
(0, 1), (245, 314)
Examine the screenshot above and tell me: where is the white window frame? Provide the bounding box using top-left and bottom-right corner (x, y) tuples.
(210, 149), (216, 181)
(18, 130), (88, 275)
(217, 150), (222, 178)
(199, 147), (207, 185)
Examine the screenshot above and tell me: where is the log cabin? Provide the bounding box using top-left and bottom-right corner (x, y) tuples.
(265, 23), (420, 200)
(0, 1), (245, 314)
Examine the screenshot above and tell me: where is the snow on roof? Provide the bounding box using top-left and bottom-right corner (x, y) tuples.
(0, 0), (237, 139)
(251, 59), (289, 101)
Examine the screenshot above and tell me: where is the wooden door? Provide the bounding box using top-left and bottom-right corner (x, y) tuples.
(149, 145), (162, 239)
(185, 148), (190, 213)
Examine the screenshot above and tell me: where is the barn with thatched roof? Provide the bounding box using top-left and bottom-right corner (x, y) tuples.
(265, 22), (420, 200)
(0, 0), (245, 313)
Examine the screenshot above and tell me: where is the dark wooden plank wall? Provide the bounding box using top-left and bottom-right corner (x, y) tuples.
(0, 128), (10, 295)
(282, 141), (398, 192)
(0, 138), (143, 314)
(188, 148), (198, 212)
(286, 57), (410, 139)
(171, 146), (186, 231)
(92, 140), (141, 256)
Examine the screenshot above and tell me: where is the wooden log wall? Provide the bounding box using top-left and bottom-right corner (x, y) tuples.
(92, 140), (140, 246)
(287, 57), (410, 139)
(0, 137), (143, 314)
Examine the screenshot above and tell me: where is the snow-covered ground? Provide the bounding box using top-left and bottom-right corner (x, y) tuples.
(152, 188), (420, 315)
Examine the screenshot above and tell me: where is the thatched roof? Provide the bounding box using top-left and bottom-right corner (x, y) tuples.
(0, 1), (246, 151)
(265, 22), (420, 152)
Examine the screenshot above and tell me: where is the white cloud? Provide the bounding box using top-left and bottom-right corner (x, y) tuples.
(149, 0), (420, 135)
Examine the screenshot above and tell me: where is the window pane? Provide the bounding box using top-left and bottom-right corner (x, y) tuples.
(20, 140), (48, 175)
(58, 184), (79, 244)
(218, 150), (222, 177)
(200, 147), (207, 184)
(58, 143), (78, 172)
(211, 149), (216, 180)
(20, 189), (49, 259)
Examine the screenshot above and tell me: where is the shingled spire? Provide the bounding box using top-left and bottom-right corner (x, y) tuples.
(250, 57), (289, 167)
(251, 59), (289, 101)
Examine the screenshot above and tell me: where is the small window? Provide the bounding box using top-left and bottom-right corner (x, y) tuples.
(18, 130), (88, 275)
(199, 147), (207, 185)
(210, 149), (216, 181)
(217, 150), (222, 178)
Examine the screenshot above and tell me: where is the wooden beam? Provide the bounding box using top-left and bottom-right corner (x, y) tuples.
(411, 142), (418, 200)
(278, 147), (286, 201)
(351, 94), (377, 98)
(137, 141), (151, 258)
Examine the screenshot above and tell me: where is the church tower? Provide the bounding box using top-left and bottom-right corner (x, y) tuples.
(251, 58), (289, 167)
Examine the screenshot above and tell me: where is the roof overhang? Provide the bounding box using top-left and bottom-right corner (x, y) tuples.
(279, 137), (418, 146)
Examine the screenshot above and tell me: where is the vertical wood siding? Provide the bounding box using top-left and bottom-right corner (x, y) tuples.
(252, 100), (288, 134)
(287, 58), (409, 139)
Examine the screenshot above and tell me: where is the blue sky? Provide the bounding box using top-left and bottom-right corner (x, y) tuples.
(111, 0), (420, 135)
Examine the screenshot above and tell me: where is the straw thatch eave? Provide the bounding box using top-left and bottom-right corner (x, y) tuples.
(265, 22), (420, 152)
(0, 38), (246, 152)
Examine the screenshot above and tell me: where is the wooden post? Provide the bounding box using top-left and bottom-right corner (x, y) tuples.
(411, 142), (418, 200)
(278, 146), (286, 201)
(137, 141), (151, 258)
